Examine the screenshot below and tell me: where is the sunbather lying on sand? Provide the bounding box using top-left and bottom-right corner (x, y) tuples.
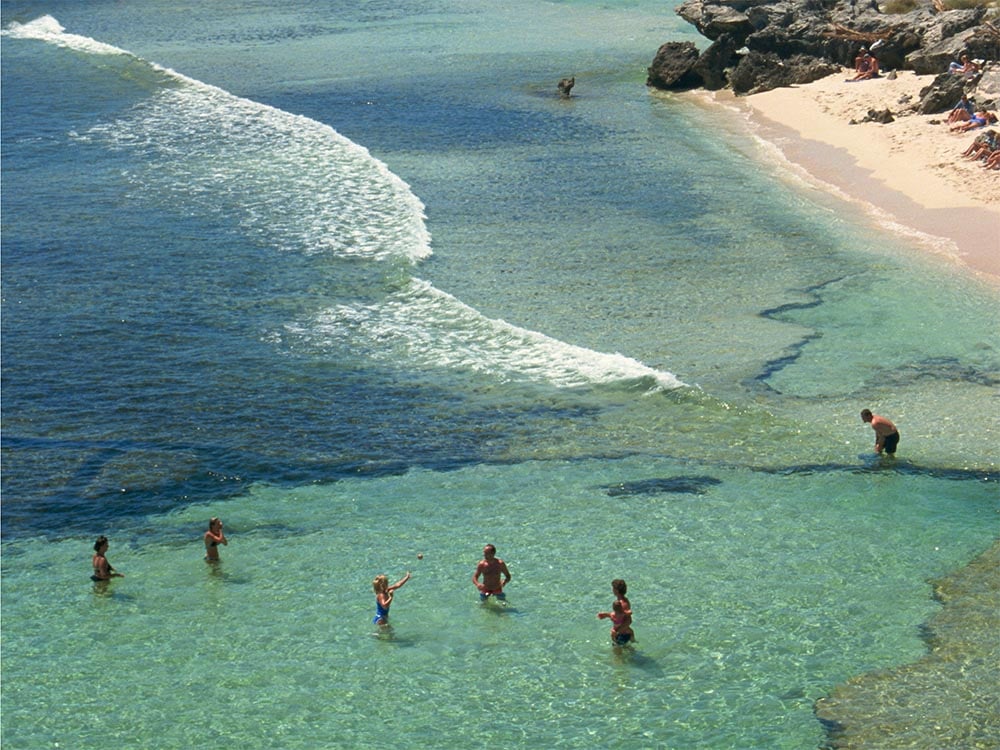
(950, 111), (997, 133)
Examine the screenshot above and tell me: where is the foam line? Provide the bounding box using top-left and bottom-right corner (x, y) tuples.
(293, 278), (687, 391)
(7, 15), (687, 393)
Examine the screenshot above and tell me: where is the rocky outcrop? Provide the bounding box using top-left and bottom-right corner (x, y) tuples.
(918, 68), (1000, 112)
(647, 42), (705, 90)
(648, 0), (1000, 104)
(727, 51), (841, 94)
(815, 540), (1000, 749)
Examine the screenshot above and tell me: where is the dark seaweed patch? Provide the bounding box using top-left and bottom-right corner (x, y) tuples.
(600, 475), (723, 497)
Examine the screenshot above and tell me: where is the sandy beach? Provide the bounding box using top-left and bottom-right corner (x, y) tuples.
(724, 70), (1000, 281)
(724, 71), (1000, 748)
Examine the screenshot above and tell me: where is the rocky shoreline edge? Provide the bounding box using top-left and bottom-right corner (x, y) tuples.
(646, 0), (1000, 116)
(813, 538), (1000, 747)
(642, 5), (1000, 746)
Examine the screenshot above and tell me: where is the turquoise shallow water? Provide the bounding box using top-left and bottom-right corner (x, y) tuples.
(2, 2), (998, 748)
(3, 459), (996, 748)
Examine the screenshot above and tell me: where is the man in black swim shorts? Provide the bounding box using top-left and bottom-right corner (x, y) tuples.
(861, 409), (900, 455)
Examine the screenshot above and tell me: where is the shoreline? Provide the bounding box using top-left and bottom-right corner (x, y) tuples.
(709, 71), (1000, 284)
(683, 74), (999, 747)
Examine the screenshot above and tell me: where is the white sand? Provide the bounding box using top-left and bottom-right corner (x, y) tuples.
(723, 70), (1000, 280)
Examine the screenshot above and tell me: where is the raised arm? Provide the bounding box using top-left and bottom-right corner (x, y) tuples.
(389, 571), (411, 593)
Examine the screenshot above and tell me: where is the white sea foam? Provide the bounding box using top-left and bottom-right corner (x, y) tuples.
(11, 14), (685, 393)
(8, 15), (432, 264)
(293, 278), (687, 391)
(2, 15), (123, 55)
(91, 85), (432, 262)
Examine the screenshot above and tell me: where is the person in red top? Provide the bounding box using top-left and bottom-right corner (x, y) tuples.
(861, 409), (900, 455)
(597, 600), (635, 646)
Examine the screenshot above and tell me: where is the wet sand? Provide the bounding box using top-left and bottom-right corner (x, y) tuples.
(729, 71), (1000, 282)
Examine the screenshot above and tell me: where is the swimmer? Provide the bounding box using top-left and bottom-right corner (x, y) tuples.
(372, 571), (411, 627)
(861, 409), (900, 455)
(91, 535), (124, 582)
(611, 579), (632, 616)
(472, 543), (511, 601)
(204, 517), (228, 562)
(597, 600), (635, 646)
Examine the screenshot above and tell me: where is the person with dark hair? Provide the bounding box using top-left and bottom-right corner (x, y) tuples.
(847, 52), (879, 81)
(611, 579), (632, 616)
(91, 536), (124, 581)
(861, 409), (900, 455)
(949, 54), (979, 78)
(204, 517), (228, 562)
(947, 95), (976, 124)
(472, 544), (511, 601)
(599, 578), (636, 645)
(853, 47), (868, 74)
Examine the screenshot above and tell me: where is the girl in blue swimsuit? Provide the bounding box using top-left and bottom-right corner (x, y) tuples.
(372, 571), (411, 626)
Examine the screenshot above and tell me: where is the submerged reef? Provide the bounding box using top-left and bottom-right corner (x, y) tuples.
(815, 539), (1000, 749)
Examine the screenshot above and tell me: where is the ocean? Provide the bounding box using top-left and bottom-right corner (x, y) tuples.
(1, 2), (997, 748)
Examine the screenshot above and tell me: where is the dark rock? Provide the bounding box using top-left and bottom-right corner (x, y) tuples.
(654, 0), (1000, 98)
(938, 7), (988, 40)
(558, 77), (575, 97)
(974, 68), (1000, 110)
(676, 0), (755, 43)
(856, 30), (923, 72)
(872, 108), (895, 123)
(906, 11), (990, 75)
(918, 72), (969, 114)
(729, 51), (841, 95)
(601, 475), (723, 497)
(963, 27), (1000, 64)
(647, 41), (704, 90)
(693, 34), (741, 90)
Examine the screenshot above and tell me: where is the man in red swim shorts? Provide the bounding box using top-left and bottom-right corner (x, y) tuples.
(472, 543), (511, 601)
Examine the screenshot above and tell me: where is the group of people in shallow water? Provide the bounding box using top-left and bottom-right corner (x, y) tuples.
(90, 517), (227, 582)
(372, 545), (636, 646)
(370, 406), (897, 640)
(91, 410), (899, 644)
(369, 542), (517, 628)
(89, 535), (636, 646)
